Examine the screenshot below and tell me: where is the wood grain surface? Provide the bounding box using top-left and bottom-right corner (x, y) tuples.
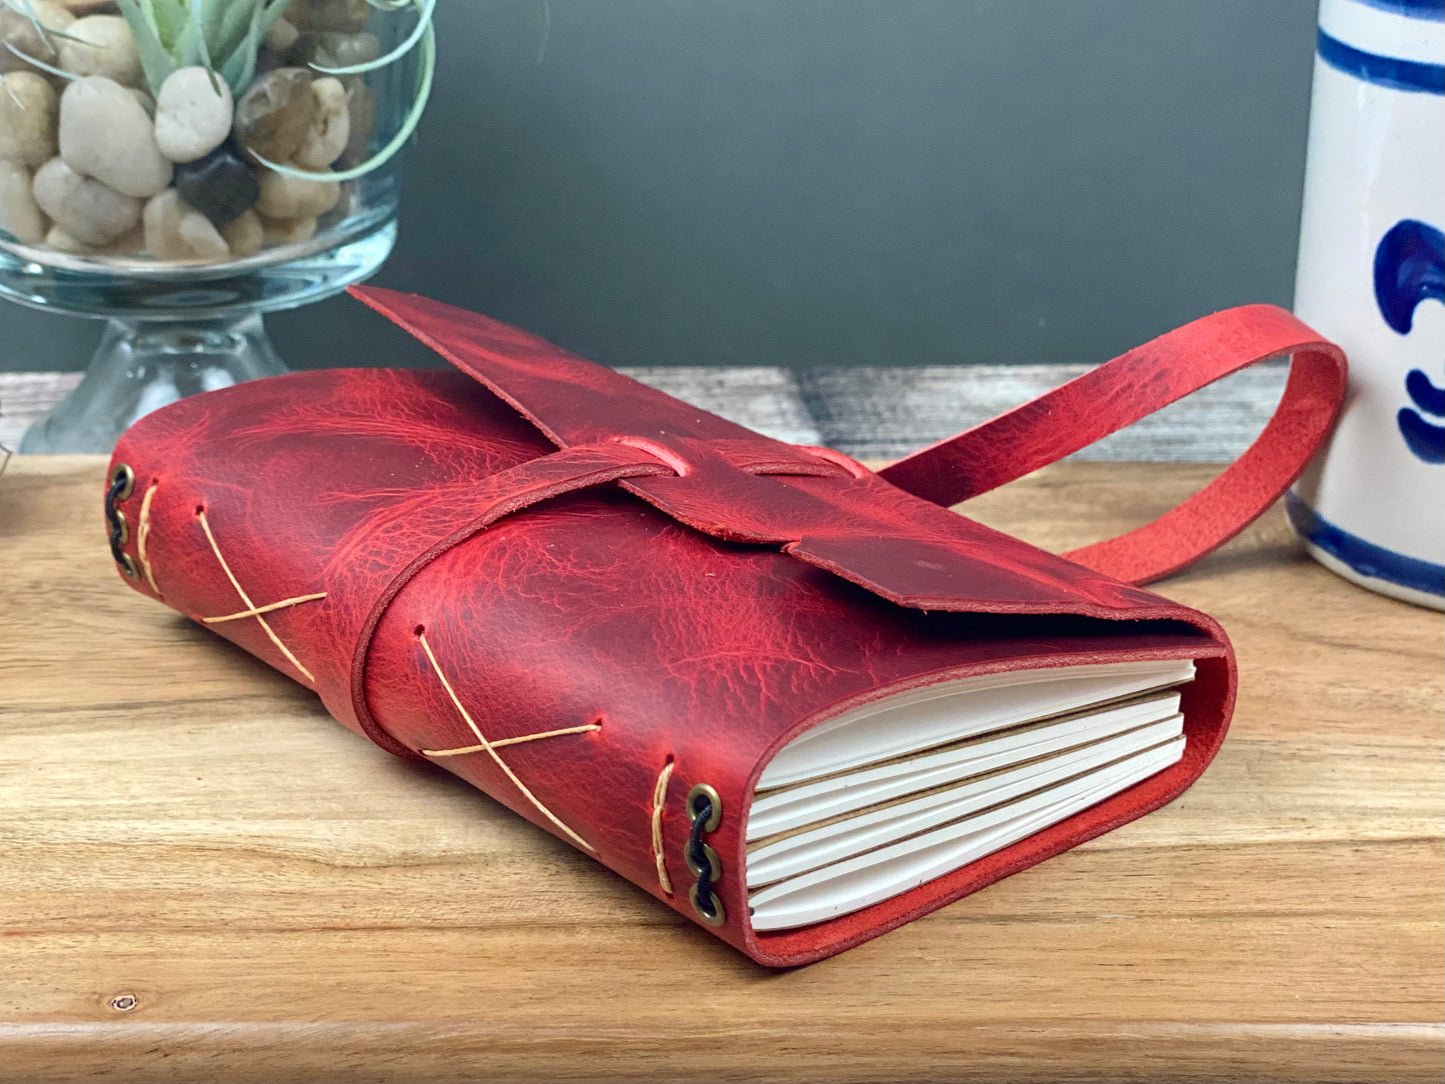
(0, 456), (1440, 1084)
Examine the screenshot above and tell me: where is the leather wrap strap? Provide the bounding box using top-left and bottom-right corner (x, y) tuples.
(347, 287), (1346, 590)
(329, 442), (675, 758)
(877, 305), (1347, 583)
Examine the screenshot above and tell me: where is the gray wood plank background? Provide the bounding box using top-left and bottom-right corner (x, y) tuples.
(1, 364), (1286, 462)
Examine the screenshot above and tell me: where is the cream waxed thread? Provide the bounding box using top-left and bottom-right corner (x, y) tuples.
(421, 722), (601, 757)
(202, 593), (329, 624)
(651, 759), (676, 895)
(196, 509), (317, 685)
(136, 482), (160, 595)
(416, 629), (594, 853)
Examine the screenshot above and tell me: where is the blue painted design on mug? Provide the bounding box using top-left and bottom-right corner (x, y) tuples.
(1374, 219), (1445, 463)
(1374, 220), (1445, 334)
(1344, 0), (1445, 21)
(1286, 492), (1445, 597)
(1316, 29), (1445, 94)
(1397, 406), (1445, 462)
(1405, 367), (1445, 415)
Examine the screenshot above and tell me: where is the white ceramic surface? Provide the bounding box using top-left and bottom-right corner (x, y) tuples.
(1291, 0), (1444, 609)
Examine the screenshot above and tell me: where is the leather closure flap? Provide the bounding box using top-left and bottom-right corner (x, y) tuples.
(349, 287), (1169, 621)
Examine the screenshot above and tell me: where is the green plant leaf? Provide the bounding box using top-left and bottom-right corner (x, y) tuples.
(174, 15), (204, 66)
(214, 0), (265, 62)
(198, 0), (226, 45)
(218, 0), (266, 91)
(116, 0), (180, 91)
(149, 0), (186, 51)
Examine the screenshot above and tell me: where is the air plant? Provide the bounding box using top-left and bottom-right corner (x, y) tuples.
(119, 0), (299, 94)
(1, 0), (435, 181)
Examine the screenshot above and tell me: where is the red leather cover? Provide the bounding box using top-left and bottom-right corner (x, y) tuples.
(102, 290), (1344, 966)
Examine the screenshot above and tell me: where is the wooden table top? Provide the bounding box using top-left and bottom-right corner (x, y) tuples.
(1, 455), (1441, 1084)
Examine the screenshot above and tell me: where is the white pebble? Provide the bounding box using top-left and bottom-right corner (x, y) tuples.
(31, 155), (139, 244)
(177, 205), (229, 258)
(45, 220), (143, 255)
(0, 158), (47, 243)
(57, 14), (142, 87)
(59, 76), (172, 198)
(154, 67), (234, 163)
(142, 187), (230, 261)
(294, 77), (349, 170)
(220, 208), (264, 257)
(0, 71), (58, 167)
(43, 223), (92, 253)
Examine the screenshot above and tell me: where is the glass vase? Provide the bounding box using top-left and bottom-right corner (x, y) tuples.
(0, 0), (418, 453)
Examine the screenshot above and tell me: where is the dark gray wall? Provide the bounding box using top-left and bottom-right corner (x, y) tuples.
(1, 0), (1319, 373)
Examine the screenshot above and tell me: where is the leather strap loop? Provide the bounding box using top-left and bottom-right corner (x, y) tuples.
(877, 304), (1347, 584)
(349, 289), (1346, 590)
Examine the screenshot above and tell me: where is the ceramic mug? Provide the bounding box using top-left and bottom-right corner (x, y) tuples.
(1290, 0), (1444, 609)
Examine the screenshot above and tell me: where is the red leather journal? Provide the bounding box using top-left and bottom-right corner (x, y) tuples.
(103, 289), (1344, 965)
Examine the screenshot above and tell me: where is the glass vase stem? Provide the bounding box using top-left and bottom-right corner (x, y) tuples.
(18, 314), (286, 454)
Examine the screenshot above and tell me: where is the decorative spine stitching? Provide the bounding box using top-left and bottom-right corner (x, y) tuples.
(651, 759), (676, 895)
(136, 481), (161, 595)
(196, 508), (319, 685)
(421, 722), (601, 757)
(201, 593), (329, 624)
(416, 628), (594, 853)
